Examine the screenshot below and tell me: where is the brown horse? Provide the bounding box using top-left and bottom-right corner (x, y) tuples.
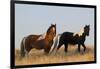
(20, 24), (56, 58)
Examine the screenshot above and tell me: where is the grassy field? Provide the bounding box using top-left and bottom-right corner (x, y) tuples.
(15, 45), (95, 66)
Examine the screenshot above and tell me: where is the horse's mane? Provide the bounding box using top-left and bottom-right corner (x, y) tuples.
(47, 25), (55, 34)
(73, 27), (84, 37)
(37, 33), (46, 40)
(37, 24), (56, 40)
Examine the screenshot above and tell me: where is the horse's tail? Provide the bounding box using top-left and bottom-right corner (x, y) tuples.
(50, 34), (61, 54)
(20, 37), (26, 58)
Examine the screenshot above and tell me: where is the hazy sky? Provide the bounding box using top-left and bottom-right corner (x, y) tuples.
(15, 3), (94, 48)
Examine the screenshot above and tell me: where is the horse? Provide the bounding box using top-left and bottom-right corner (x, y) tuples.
(20, 24), (56, 58)
(51, 25), (90, 54)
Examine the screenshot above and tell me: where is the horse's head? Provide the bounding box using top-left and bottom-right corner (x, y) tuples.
(84, 25), (90, 36)
(46, 24), (56, 40)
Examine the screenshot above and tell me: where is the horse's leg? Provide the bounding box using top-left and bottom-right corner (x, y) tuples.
(44, 47), (50, 54)
(78, 44), (81, 52)
(56, 41), (63, 54)
(64, 43), (68, 53)
(81, 43), (86, 52)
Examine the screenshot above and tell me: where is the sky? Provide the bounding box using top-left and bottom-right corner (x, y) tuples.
(15, 3), (95, 48)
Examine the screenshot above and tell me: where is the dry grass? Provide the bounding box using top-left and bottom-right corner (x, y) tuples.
(15, 45), (95, 66)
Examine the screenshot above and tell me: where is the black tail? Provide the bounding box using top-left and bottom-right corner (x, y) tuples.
(20, 37), (26, 58)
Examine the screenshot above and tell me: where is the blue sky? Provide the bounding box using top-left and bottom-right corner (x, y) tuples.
(15, 4), (94, 48)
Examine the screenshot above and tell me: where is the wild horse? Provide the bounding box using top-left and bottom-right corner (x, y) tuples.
(20, 24), (56, 58)
(52, 25), (90, 53)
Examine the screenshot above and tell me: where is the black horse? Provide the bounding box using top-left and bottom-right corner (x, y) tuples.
(55, 25), (90, 53)
(20, 24), (56, 58)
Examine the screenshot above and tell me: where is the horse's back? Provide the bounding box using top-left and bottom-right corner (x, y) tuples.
(26, 35), (41, 42)
(61, 32), (74, 39)
(23, 35), (41, 49)
(27, 35), (41, 40)
(59, 32), (77, 44)
(60, 32), (80, 44)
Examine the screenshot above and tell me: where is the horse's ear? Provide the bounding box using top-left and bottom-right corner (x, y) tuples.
(86, 25), (90, 27)
(51, 24), (53, 26)
(55, 24), (56, 26)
